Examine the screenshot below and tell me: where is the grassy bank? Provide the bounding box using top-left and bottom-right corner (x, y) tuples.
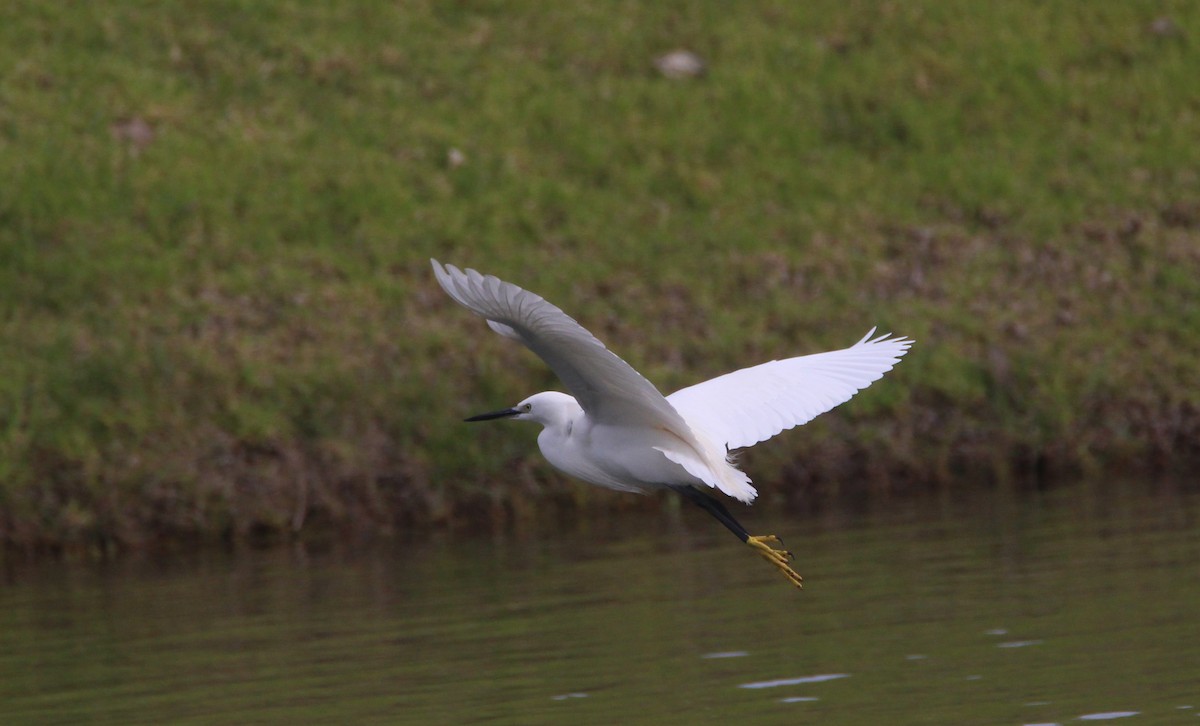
(2, 1), (1198, 551)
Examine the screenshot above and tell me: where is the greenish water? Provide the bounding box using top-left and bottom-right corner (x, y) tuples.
(2, 480), (1198, 725)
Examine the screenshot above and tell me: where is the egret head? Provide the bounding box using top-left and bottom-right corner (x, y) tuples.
(465, 391), (578, 427)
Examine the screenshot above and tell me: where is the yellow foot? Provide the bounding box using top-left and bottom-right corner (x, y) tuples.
(747, 535), (804, 589)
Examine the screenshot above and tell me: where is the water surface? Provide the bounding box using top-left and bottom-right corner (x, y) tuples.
(2, 480), (1198, 724)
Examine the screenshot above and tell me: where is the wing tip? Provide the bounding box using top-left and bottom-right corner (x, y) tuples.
(856, 326), (878, 345)
(430, 259), (469, 305)
(433, 260), (505, 312)
(856, 327), (915, 354)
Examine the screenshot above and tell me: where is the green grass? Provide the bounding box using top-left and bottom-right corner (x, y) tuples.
(1, 1), (1198, 550)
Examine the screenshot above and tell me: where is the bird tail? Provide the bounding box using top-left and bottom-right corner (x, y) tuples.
(715, 459), (757, 503)
(653, 428), (758, 503)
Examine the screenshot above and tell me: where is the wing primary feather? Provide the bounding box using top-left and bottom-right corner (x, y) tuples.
(432, 259), (757, 499)
(667, 329), (913, 451)
(432, 261), (907, 503)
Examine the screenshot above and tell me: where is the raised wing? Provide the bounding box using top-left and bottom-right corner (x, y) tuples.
(667, 329), (913, 451)
(431, 260), (688, 431)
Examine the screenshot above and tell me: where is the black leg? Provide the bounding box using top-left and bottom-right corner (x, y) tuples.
(670, 485), (751, 543)
(670, 485), (803, 589)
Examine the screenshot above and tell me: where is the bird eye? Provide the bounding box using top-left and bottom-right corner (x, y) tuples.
(523, 403), (532, 412)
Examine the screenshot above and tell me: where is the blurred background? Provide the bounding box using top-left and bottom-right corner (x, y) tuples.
(3, 4), (1200, 724)
(1, 2), (1197, 550)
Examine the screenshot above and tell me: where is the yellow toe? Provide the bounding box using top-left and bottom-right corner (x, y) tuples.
(747, 535), (804, 589)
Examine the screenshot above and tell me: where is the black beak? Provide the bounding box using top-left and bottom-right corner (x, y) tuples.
(464, 407), (520, 422)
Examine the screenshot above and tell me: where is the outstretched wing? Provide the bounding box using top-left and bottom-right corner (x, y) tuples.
(432, 260), (757, 501)
(431, 260), (687, 431)
(667, 329), (913, 451)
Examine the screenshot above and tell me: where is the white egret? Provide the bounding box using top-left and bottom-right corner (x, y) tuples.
(431, 260), (912, 589)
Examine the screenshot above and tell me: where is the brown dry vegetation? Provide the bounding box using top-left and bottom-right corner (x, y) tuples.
(1, 2), (1198, 553)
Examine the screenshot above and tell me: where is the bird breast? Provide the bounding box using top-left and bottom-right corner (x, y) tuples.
(537, 423), (695, 493)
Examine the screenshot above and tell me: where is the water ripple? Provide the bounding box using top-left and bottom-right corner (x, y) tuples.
(739, 673), (849, 689)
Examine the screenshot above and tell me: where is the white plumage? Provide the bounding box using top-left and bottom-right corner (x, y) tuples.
(431, 259), (912, 505)
(667, 328), (912, 452)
